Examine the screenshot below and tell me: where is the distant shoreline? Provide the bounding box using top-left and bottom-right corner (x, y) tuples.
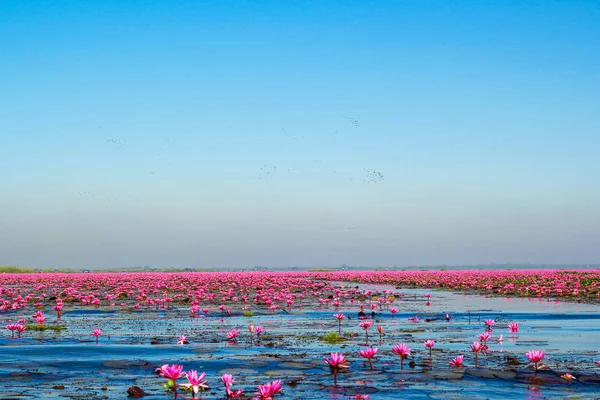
(2, 263), (599, 274)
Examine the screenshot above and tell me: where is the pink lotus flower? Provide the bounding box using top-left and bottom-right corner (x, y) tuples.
(484, 319), (495, 329)
(508, 322), (519, 333)
(359, 320), (373, 344)
(15, 324), (26, 338)
(392, 343), (411, 369)
(177, 335), (188, 345)
(449, 355), (464, 367)
(358, 347), (378, 370)
(561, 373), (576, 383)
(424, 339), (435, 357)
(221, 374), (243, 397)
(471, 341), (483, 367)
(477, 331), (490, 352)
(390, 307), (398, 317)
(227, 329), (240, 341)
(182, 370), (209, 396)
(256, 326), (263, 339)
(256, 380), (282, 399)
(156, 364), (184, 380)
(334, 313), (345, 334)
(92, 328), (102, 344)
(526, 350), (545, 371)
(221, 374), (235, 386)
(6, 323), (17, 338)
(324, 352), (349, 385)
(226, 386), (243, 398)
(359, 320), (373, 329)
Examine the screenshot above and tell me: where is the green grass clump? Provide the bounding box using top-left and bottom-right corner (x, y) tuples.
(243, 311), (255, 317)
(25, 324), (67, 332)
(321, 331), (346, 344)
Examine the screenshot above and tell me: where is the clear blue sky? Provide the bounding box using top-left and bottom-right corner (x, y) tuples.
(1, 0), (599, 269)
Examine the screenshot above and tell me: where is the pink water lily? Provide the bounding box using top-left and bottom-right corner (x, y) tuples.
(325, 352), (349, 385)
(471, 341), (483, 367)
(181, 370), (209, 397)
(256, 380), (282, 399)
(526, 350), (545, 371)
(392, 343), (411, 369)
(424, 339), (435, 357)
(227, 329), (240, 342)
(358, 347), (378, 370)
(156, 364), (184, 397)
(221, 374), (243, 397)
(92, 328), (102, 344)
(449, 355), (464, 367)
(334, 313), (346, 335)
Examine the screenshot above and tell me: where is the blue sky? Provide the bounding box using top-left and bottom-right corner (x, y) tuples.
(1, 0), (599, 269)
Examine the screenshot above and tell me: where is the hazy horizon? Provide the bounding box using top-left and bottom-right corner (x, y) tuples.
(2, 1), (600, 270)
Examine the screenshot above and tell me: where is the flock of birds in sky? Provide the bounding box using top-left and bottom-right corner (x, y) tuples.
(82, 117), (385, 213)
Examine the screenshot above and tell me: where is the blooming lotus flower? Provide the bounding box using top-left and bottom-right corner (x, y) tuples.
(392, 343), (411, 369)
(221, 374), (235, 386)
(227, 329), (240, 341)
(390, 307), (398, 317)
(471, 341), (483, 367)
(424, 339), (435, 357)
(477, 331), (490, 352)
(484, 319), (495, 329)
(508, 322), (519, 333)
(561, 373), (576, 383)
(221, 373), (243, 397)
(256, 380), (282, 399)
(226, 386), (243, 398)
(359, 320), (373, 344)
(156, 364), (184, 380)
(15, 324), (26, 338)
(6, 324), (17, 338)
(358, 347), (378, 370)
(92, 328), (102, 344)
(526, 350), (545, 371)
(181, 370), (209, 396)
(359, 320), (373, 329)
(324, 352), (349, 385)
(334, 313), (345, 334)
(177, 335), (188, 345)
(449, 355), (464, 367)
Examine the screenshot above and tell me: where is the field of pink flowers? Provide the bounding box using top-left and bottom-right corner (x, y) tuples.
(1, 270), (600, 399)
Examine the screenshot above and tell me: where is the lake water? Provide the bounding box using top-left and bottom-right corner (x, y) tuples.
(1, 285), (599, 399)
